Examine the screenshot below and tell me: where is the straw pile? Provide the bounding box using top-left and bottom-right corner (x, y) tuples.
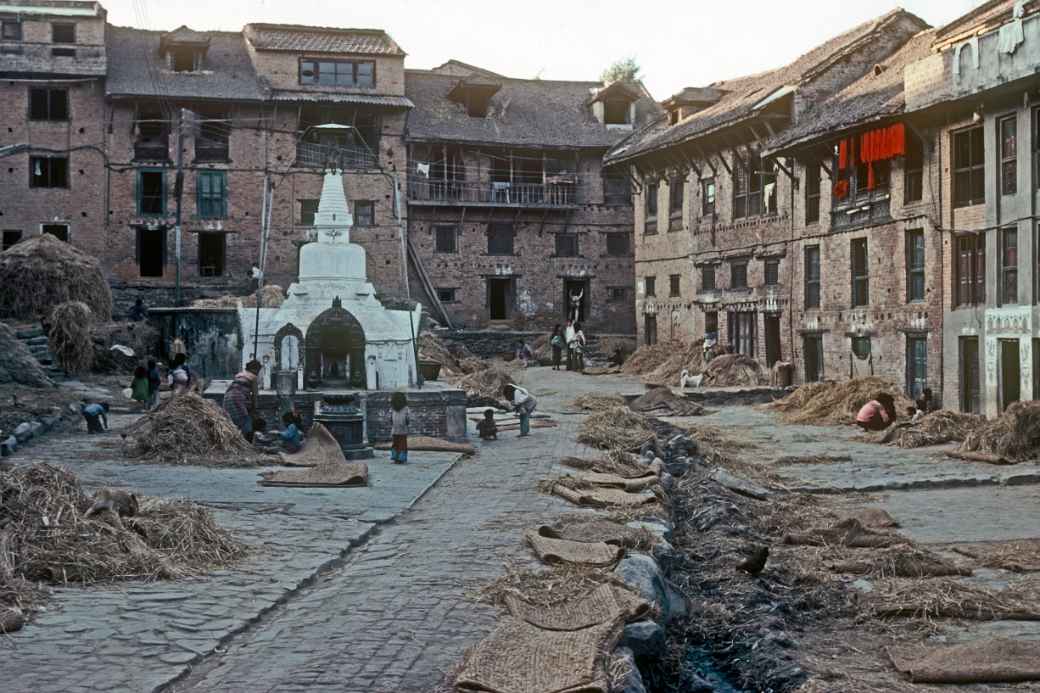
(571, 393), (625, 412)
(577, 407), (655, 451)
(864, 578), (1040, 621)
(884, 410), (985, 448)
(455, 362), (515, 407)
(0, 464), (245, 630)
(46, 301), (95, 374)
(769, 377), (914, 425)
(0, 322), (52, 387)
(191, 285), (285, 309)
(960, 401), (1040, 462)
(122, 393), (265, 466)
(643, 339), (714, 385)
(621, 341), (677, 376)
(0, 233), (112, 321)
(701, 353), (763, 387)
(418, 333), (482, 377)
(629, 387), (704, 416)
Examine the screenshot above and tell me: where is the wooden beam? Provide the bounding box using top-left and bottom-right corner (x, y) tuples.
(747, 124), (767, 148)
(694, 145), (718, 176)
(760, 119), (777, 138)
(773, 155), (794, 181)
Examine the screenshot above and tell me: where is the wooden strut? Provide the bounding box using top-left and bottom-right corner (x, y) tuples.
(773, 155), (795, 181)
(694, 145), (718, 177)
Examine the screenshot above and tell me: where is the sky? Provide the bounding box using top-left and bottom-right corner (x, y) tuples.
(105, 0), (981, 98)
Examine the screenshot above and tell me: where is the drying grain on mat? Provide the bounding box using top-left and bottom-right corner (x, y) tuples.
(0, 464), (245, 632)
(122, 393), (268, 466)
(571, 393), (625, 412)
(769, 377), (914, 425)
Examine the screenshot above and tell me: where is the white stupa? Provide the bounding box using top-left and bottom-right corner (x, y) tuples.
(240, 171), (421, 390)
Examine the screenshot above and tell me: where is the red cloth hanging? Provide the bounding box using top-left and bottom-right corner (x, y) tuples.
(838, 139), (849, 171)
(833, 180), (849, 199)
(859, 123), (906, 164)
(867, 162), (876, 190)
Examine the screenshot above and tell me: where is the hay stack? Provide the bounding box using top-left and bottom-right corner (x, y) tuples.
(960, 400), (1040, 461)
(191, 285), (285, 309)
(122, 393), (264, 466)
(577, 407), (655, 451)
(885, 410), (985, 448)
(571, 393), (625, 412)
(621, 342), (675, 376)
(0, 322), (52, 387)
(47, 301), (95, 374)
(701, 354), (763, 387)
(0, 464), (244, 629)
(0, 234), (112, 321)
(418, 333), (481, 377)
(770, 377), (913, 425)
(455, 362), (515, 407)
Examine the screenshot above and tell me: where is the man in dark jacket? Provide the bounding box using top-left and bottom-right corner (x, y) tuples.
(223, 362), (261, 441)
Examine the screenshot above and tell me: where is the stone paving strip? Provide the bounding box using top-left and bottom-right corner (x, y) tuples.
(2, 417), (462, 693)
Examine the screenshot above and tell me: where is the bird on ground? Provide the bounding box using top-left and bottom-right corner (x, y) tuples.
(736, 545), (769, 576)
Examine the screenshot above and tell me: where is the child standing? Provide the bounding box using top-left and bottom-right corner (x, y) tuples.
(130, 365), (150, 408)
(146, 358), (162, 409)
(390, 391), (410, 464)
(477, 408), (498, 440)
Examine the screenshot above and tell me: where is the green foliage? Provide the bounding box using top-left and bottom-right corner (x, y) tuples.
(601, 57), (641, 84)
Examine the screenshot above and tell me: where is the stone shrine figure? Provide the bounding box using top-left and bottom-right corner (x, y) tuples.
(569, 288), (584, 323)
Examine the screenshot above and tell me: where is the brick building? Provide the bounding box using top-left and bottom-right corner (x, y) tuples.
(604, 9), (930, 385)
(0, 1), (645, 336)
(402, 61), (656, 332)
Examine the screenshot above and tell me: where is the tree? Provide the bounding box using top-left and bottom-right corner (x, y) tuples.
(601, 57), (641, 84)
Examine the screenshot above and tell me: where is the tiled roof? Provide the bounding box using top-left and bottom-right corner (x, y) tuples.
(765, 29), (937, 155)
(405, 66), (661, 149)
(244, 24), (405, 56)
(106, 26), (264, 101)
(268, 90), (413, 108)
(604, 9), (928, 165)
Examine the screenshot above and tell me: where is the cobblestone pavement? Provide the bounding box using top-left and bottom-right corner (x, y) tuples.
(174, 368), (625, 693)
(4, 413), (462, 692)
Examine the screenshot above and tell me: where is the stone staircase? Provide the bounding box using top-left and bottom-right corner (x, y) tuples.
(11, 323), (63, 376)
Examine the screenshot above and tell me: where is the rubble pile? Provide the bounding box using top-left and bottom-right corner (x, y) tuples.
(0, 234), (112, 321)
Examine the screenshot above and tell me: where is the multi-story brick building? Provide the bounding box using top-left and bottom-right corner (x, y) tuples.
(0, 0), (644, 336)
(604, 9), (930, 384)
(403, 61), (656, 332)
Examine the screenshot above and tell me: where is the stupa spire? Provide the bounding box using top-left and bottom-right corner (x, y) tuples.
(314, 171), (353, 244)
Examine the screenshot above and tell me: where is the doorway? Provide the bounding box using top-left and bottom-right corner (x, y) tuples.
(644, 315), (657, 346)
(1000, 339), (1021, 412)
(488, 277), (513, 321)
(803, 335), (823, 383)
(764, 315), (781, 368)
(136, 227), (166, 277)
(960, 337), (980, 413)
(563, 278), (589, 324)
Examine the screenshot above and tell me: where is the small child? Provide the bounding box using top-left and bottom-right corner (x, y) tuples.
(390, 391), (410, 464)
(130, 366), (149, 408)
(477, 408), (498, 440)
(279, 411), (304, 453)
(81, 401), (109, 434)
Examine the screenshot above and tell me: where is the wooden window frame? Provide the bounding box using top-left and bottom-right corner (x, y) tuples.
(195, 170), (226, 219)
(644, 275), (656, 297)
(952, 125), (985, 208)
(1001, 226), (1018, 305)
(29, 87), (68, 121)
(954, 232), (986, 307)
(764, 258), (780, 286)
(701, 265), (716, 292)
(29, 156), (68, 188)
(701, 177), (716, 217)
(730, 259), (748, 289)
(434, 224), (457, 254)
(298, 58), (376, 88)
(804, 163), (820, 224)
(669, 273), (681, 297)
(850, 238), (869, 307)
(999, 114), (1017, 197)
(804, 245), (821, 309)
(353, 200), (375, 227)
(905, 229), (925, 303)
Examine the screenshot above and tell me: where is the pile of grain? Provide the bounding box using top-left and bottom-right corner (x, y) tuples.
(46, 301), (95, 374)
(884, 410), (985, 448)
(701, 353), (763, 387)
(455, 363), (516, 407)
(418, 333), (482, 377)
(769, 377), (913, 425)
(191, 285), (285, 309)
(122, 393), (266, 466)
(960, 400), (1040, 461)
(577, 407), (655, 451)
(571, 393), (625, 412)
(0, 234), (112, 321)
(0, 463), (245, 632)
